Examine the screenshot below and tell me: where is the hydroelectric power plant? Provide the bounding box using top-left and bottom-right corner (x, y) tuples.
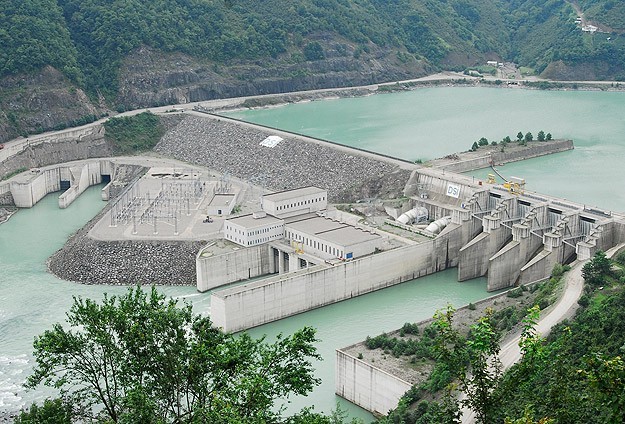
(3, 87), (625, 418)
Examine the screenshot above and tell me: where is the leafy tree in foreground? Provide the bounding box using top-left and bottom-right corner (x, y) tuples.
(25, 286), (325, 423)
(432, 305), (502, 424)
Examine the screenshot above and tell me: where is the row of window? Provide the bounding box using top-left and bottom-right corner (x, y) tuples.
(247, 235), (281, 246)
(286, 230), (343, 258)
(276, 196), (326, 211)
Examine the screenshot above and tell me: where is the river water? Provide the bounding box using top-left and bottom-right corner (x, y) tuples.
(2, 86), (624, 420)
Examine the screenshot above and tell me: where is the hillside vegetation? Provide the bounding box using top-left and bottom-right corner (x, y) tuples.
(1, 0), (624, 141)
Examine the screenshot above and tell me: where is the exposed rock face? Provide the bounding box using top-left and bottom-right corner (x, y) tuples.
(0, 66), (102, 143)
(116, 45), (430, 110)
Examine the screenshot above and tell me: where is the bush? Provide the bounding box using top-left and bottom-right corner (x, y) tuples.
(104, 112), (164, 154)
(15, 398), (73, 424)
(507, 287), (524, 298)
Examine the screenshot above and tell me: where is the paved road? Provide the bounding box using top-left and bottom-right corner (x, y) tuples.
(460, 259), (586, 423)
(461, 243), (625, 423)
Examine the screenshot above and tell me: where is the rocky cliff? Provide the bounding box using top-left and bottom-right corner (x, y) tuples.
(115, 43), (430, 110)
(0, 67), (103, 143)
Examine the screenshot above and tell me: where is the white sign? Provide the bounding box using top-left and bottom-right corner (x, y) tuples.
(446, 183), (461, 199)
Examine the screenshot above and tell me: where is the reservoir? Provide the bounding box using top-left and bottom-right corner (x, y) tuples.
(226, 86), (625, 213)
(3, 86), (625, 418)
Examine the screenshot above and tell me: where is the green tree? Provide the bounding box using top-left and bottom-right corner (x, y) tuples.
(582, 250), (611, 287)
(433, 306), (502, 424)
(546, 133), (552, 140)
(581, 353), (625, 423)
(524, 132), (533, 142)
(103, 112), (164, 154)
(516, 131), (524, 141)
(503, 136), (511, 144)
(537, 130), (545, 141)
(26, 286), (324, 423)
(303, 41), (325, 61)
(15, 398), (73, 424)
(478, 137), (489, 146)
(471, 141), (479, 151)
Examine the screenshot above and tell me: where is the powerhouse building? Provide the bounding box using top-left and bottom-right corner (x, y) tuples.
(222, 186), (381, 260)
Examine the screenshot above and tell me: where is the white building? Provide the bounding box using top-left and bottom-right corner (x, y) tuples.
(206, 193), (236, 216)
(223, 186), (382, 260)
(261, 186), (327, 218)
(223, 211), (284, 247)
(285, 215), (381, 260)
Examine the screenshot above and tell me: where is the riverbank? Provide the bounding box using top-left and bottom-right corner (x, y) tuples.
(337, 272), (562, 416)
(0, 206), (16, 224)
(195, 72), (625, 114)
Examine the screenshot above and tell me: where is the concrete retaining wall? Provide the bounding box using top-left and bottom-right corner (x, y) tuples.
(211, 241), (445, 332)
(196, 244), (273, 292)
(335, 349), (412, 416)
(58, 162), (103, 208)
(0, 125), (111, 180)
(432, 140), (574, 173)
(10, 169), (61, 207)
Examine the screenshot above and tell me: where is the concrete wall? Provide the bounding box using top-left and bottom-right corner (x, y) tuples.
(432, 140), (574, 173)
(210, 240), (446, 332)
(0, 125), (111, 180)
(10, 161), (106, 208)
(487, 224), (544, 291)
(58, 162), (103, 208)
(335, 349), (412, 416)
(10, 169), (61, 207)
(196, 244), (272, 292)
(458, 217), (512, 281)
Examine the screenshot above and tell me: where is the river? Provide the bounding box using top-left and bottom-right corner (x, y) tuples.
(3, 86), (624, 420)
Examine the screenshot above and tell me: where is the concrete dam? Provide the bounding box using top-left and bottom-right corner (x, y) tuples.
(202, 163), (625, 333)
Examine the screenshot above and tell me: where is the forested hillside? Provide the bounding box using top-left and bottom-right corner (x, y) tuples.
(1, 0), (624, 141)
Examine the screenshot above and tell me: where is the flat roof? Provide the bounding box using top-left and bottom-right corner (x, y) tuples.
(286, 216), (379, 246)
(287, 216), (346, 234)
(208, 193), (235, 207)
(226, 213), (283, 229)
(317, 225), (380, 246)
(262, 186), (326, 203)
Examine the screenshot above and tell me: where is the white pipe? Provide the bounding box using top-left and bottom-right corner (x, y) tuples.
(396, 207), (429, 225)
(425, 216), (451, 234)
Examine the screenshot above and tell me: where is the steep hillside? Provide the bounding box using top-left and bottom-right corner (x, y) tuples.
(507, 0), (625, 80)
(1, 0), (624, 142)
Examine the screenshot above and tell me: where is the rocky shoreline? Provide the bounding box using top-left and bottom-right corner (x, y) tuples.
(47, 166), (206, 286)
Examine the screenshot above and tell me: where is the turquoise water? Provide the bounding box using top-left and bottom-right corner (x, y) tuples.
(227, 87), (625, 212)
